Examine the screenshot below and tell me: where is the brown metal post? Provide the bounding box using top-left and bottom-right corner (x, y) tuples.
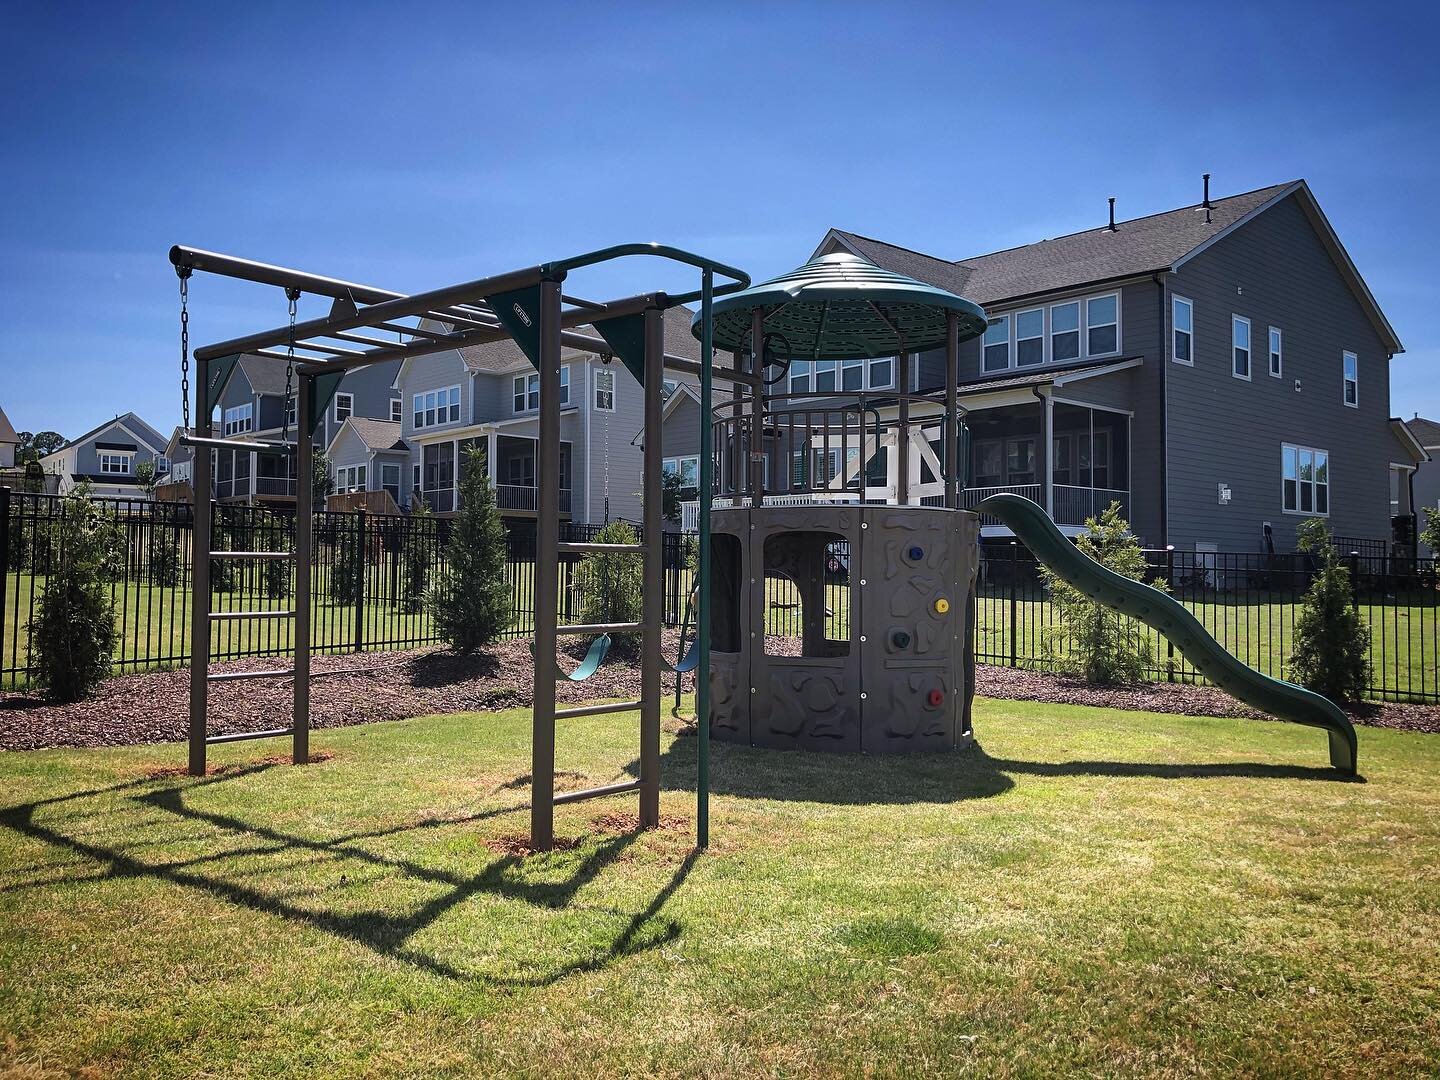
(730, 351), (743, 498)
(293, 372), (313, 765)
(897, 351), (911, 504)
(188, 358), (213, 776)
(640, 305), (664, 827)
(531, 276), (564, 851)
(945, 313), (959, 508)
(750, 309), (765, 507)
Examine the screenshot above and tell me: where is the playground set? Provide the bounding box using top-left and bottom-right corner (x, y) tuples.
(169, 242), (1359, 852)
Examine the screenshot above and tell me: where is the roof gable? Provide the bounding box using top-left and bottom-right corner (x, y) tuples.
(0, 406), (18, 444)
(46, 412), (168, 459)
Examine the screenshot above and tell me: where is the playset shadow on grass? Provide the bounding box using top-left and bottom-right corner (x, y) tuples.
(168, 241), (1358, 852)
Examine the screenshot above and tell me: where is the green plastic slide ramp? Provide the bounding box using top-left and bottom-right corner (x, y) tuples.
(975, 493), (1358, 775)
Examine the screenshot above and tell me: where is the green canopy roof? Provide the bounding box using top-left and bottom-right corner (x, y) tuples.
(691, 251), (988, 361)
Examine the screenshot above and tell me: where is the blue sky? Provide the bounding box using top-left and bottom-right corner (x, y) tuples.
(2, 1), (1437, 439)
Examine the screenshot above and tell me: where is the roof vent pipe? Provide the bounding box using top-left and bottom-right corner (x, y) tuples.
(1203, 173), (1212, 223)
(1108, 197), (1117, 232)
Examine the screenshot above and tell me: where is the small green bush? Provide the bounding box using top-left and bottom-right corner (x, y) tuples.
(1289, 518), (1371, 704)
(399, 503), (433, 614)
(430, 448), (512, 651)
(27, 484), (120, 702)
(576, 520), (644, 659)
(148, 523), (183, 587)
(329, 517), (364, 604)
(1040, 501), (1163, 686)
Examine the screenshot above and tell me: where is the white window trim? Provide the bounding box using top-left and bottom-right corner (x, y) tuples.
(982, 290), (1122, 375)
(1014, 307), (1046, 369)
(1049, 300), (1082, 364)
(1342, 350), (1359, 408)
(390, 397), (403, 422)
(1171, 296), (1194, 366)
(1281, 442), (1330, 517)
(414, 384), (463, 429)
(333, 392), (354, 422)
(1268, 326), (1283, 378)
(786, 356), (896, 395)
(982, 314), (1011, 373)
(1231, 315), (1252, 382)
(98, 451), (135, 475)
(511, 366), (569, 414)
(222, 403), (254, 436)
(594, 366), (616, 412)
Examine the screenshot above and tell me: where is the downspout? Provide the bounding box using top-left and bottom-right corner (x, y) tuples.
(1154, 272), (1168, 546)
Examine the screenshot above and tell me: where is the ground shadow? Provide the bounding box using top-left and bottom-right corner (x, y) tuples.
(0, 762), (695, 987)
(984, 751), (1364, 783)
(405, 649), (503, 688)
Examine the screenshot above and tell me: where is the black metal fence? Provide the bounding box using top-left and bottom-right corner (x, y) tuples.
(1, 492), (692, 686)
(973, 542), (1439, 703)
(4, 490), (1436, 704)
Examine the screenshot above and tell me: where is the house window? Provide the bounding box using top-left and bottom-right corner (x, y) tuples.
(1050, 301), (1080, 362)
(789, 360), (811, 394)
(1232, 315), (1251, 380)
(1006, 438), (1036, 485)
(513, 373), (538, 413)
(412, 462), (421, 495)
(1015, 309), (1045, 367)
(663, 455), (701, 495)
(336, 464), (368, 492)
(381, 463), (401, 503)
(154, 456), (170, 475)
(506, 452), (535, 487)
(414, 386), (461, 429)
(1343, 351), (1358, 407)
(869, 356), (893, 389)
(1052, 435), (1072, 485)
(285, 398), (297, 428)
(1172, 297), (1193, 364)
(974, 440), (1003, 486)
(813, 360), (837, 393)
(982, 316), (1010, 372)
(1269, 327), (1283, 378)
(595, 367), (616, 411)
(334, 393), (353, 422)
(222, 403), (253, 436)
(390, 398), (403, 422)
(1080, 430), (1111, 489)
(1086, 295), (1118, 356)
(99, 452), (133, 475)
(1283, 444), (1329, 515)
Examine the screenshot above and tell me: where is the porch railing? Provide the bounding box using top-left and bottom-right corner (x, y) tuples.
(1053, 485), (1129, 525)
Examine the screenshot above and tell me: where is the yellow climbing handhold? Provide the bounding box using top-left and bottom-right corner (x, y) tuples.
(934, 597), (950, 615)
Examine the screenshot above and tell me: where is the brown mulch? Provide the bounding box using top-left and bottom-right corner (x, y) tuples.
(975, 664), (1440, 735)
(2, 635), (1437, 751)
(590, 811), (689, 834)
(484, 833), (580, 857)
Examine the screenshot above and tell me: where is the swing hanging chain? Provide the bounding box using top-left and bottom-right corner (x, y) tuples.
(177, 267), (192, 431)
(281, 287), (300, 446)
(601, 354), (612, 524)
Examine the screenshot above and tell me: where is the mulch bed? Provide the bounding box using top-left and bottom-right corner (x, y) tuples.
(2, 637), (1437, 751)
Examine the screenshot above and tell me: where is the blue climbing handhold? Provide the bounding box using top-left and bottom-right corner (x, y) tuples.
(908, 545), (924, 561)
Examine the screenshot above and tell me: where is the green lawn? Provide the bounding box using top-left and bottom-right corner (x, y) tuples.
(3, 698), (1438, 1076)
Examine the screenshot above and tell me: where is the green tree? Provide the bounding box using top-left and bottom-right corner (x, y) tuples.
(15, 430), (65, 466)
(1289, 518), (1372, 705)
(258, 511), (293, 601)
(27, 483), (120, 701)
(399, 502), (433, 613)
(661, 469), (685, 527)
(312, 448), (334, 505)
(1040, 501), (1163, 685)
(134, 459), (159, 496)
(329, 514), (364, 605)
(575, 520), (644, 659)
(1419, 506), (1440, 556)
(430, 447), (512, 651)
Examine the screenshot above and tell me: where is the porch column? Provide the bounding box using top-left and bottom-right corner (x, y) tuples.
(898, 351), (911, 505)
(249, 449), (258, 505)
(1088, 407), (1095, 520)
(1041, 390), (1053, 514)
(486, 429), (497, 485)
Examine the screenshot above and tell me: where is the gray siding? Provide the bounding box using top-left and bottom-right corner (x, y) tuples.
(659, 395), (703, 459)
(321, 360), (402, 447)
(1410, 455), (1440, 556)
(1164, 193), (1395, 552)
(397, 350), (469, 443)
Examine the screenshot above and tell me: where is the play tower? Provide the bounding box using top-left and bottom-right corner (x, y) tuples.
(694, 253), (989, 752)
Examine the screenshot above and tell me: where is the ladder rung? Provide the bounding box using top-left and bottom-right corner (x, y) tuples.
(207, 667), (295, 683)
(556, 699), (643, 720)
(557, 541), (644, 554)
(205, 727), (294, 745)
(209, 551), (295, 560)
(552, 778), (643, 806)
(208, 609), (295, 621)
(556, 621), (645, 636)
(181, 435), (296, 455)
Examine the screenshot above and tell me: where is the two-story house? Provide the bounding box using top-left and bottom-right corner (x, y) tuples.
(389, 305), (701, 522)
(38, 412), (170, 500)
(664, 180), (1419, 554)
(207, 353), (402, 503)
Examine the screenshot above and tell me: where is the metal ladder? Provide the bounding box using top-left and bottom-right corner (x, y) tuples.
(182, 371), (315, 776)
(528, 287), (665, 850)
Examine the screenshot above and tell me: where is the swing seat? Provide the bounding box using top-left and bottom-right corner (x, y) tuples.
(665, 640), (702, 675)
(533, 634), (612, 683)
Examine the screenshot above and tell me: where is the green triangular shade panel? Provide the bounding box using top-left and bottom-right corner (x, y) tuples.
(204, 354), (243, 416)
(692, 252), (988, 361)
(592, 312), (648, 388)
(307, 369), (346, 434)
(485, 284), (544, 369)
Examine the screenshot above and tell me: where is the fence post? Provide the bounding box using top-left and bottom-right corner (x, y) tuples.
(354, 508), (367, 652)
(1165, 544), (1175, 682)
(0, 487), (9, 663)
(1009, 540), (1018, 668)
(1348, 550), (1360, 611)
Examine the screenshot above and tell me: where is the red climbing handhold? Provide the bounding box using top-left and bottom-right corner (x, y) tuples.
(927, 688), (945, 707)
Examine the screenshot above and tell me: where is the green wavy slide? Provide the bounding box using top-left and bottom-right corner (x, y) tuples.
(976, 493), (1358, 776)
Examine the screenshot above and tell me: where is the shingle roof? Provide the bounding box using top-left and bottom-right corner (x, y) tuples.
(0, 406), (18, 445)
(457, 305), (711, 373)
(49, 412), (168, 456)
(1406, 417), (1440, 448)
(344, 418), (407, 452)
(236, 353), (294, 396)
(830, 182), (1297, 306)
(948, 357), (1139, 396)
